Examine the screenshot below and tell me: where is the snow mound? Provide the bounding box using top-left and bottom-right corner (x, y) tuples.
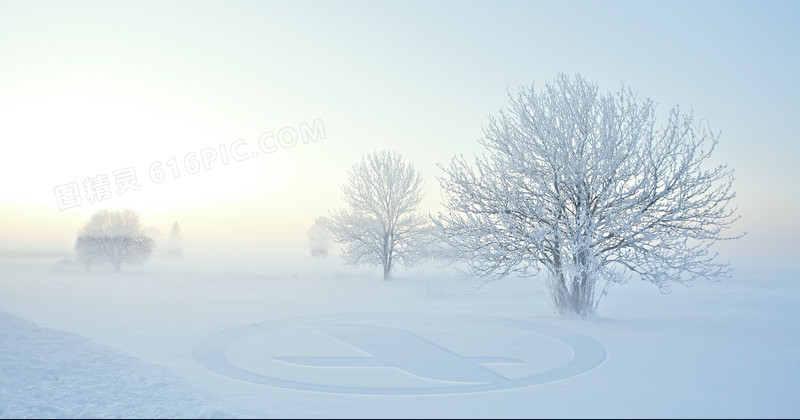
(0, 310), (248, 419)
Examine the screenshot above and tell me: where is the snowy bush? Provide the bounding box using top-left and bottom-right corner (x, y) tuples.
(307, 216), (333, 258)
(75, 209), (154, 271)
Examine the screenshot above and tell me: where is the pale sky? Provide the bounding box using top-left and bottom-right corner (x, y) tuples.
(1, 0), (798, 262)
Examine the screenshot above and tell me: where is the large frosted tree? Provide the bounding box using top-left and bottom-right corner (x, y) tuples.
(436, 73), (741, 317)
(330, 150), (428, 279)
(75, 208), (154, 271)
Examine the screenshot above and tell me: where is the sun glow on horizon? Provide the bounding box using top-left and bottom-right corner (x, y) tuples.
(0, 82), (323, 248)
(0, 0), (798, 261)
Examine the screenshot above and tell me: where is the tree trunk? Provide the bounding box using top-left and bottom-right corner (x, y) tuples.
(550, 252), (596, 318)
(382, 231), (392, 280)
(569, 248), (594, 317)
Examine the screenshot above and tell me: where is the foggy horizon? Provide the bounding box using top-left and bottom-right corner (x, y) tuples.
(2, 0), (799, 265)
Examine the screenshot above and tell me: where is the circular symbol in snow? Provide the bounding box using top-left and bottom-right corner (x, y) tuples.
(193, 313), (605, 395)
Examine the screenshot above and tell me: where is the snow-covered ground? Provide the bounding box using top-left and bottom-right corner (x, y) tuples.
(1, 245), (798, 418)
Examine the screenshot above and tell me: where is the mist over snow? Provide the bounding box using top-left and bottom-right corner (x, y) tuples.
(1, 246), (798, 418)
(2, 0), (800, 418)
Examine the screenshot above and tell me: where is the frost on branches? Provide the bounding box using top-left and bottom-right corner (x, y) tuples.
(436, 73), (742, 317)
(330, 151), (428, 280)
(75, 209), (154, 271)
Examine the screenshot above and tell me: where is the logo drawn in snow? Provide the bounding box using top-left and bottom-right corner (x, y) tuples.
(192, 313), (606, 395)
(276, 323), (524, 384)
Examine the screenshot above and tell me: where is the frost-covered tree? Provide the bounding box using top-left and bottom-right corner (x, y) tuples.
(307, 216), (333, 258)
(330, 150), (428, 279)
(166, 221), (183, 257)
(436, 73), (741, 317)
(75, 209), (154, 271)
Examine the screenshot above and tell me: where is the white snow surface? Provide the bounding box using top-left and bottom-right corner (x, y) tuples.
(0, 310), (240, 419)
(0, 245), (798, 418)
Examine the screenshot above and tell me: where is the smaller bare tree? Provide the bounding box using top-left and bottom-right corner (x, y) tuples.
(307, 216), (333, 258)
(330, 150), (428, 279)
(75, 209), (154, 271)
